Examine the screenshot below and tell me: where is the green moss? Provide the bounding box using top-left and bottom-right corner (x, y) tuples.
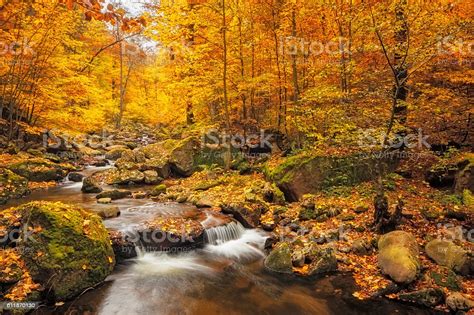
(151, 184), (167, 196)
(0, 168), (30, 204)
(1, 201), (114, 301)
(462, 189), (474, 207)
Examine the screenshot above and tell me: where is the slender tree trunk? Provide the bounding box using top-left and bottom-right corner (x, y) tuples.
(222, 0), (231, 170)
(291, 9), (301, 148)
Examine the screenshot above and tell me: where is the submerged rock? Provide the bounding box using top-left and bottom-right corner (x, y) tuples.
(96, 189), (132, 200)
(425, 239), (473, 275)
(264, 242), (293, 274)
(377, 231), (420, 284)
(0, 201), (115, 301)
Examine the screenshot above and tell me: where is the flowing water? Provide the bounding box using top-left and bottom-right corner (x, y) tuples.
(3, 166), (435, 315)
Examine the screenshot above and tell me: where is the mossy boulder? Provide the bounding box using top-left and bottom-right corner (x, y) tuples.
(107, 169), (145, 185)
(8, 158), (69, 182)
(425, 239), (472, 275)
(267, 152), (398, 201)
(143, 170), (162, 185)
(264, 242), (293, 274)
(378, 231), (420, 284)
(105, 147), (131, 161)
(0, 168), (30, 205)
(115, 150), (147, 170)
(221, 202), (267, 228)
(0, 201), (115, 301)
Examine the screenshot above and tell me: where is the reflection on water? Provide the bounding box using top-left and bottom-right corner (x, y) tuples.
(4, 166), (432, 315)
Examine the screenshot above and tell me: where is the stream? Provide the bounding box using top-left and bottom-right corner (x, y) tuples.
(3, 166), (435, 315)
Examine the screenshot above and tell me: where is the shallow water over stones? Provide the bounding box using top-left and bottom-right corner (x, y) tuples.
(2, 166), (433, 315)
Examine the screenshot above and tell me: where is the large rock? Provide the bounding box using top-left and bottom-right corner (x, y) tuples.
(221, 202), (267, 228)
(267, 153), (398, 201)
(377, 231), (420, 284)
(141, 137), (201, 177)
(0, 168), (30, 205)
(425, 239), (473, 275)
(264, 242), (293, 273)
(115, 150), (147, 170)
(137, 217), (204, 251)
(81, 176), (103, 193)
(105, 147), (131, 161)
(8, 158), (70, 182)
(0, 202), (115, 301)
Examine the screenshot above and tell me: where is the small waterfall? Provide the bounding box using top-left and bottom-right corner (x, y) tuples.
(204, 221), (246, 245)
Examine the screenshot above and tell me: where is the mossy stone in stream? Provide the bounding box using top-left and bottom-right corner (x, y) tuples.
(151, 184), (167, 196)
(264, 242), (293, 274)
(0, 201), (115, 301)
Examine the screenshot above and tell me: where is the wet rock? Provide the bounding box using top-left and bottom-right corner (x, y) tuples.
(97, 198), (112, 204)
(95, 206), (121, 219)
(446, 292), (474, 311)
(291, 248), (306, 267)
(425, 239), (473, 275)
(96, 189), (132, 201)
(93, 159), (108, 167)
(377, 231), (420, 284)
(307, 246), (338, 275)
(133, 192), (148, 199)
(150, 184), (167, 197)
(398, 288), (445, 307)
(109, 230), (137, 261)
(68, 172), (84, 182)
(143, 170), (162, 185)
(81, 177), (103, 194)
(0, 201), (115, 301)
(221, 202), (266, 228)
(264, 242), (293, 273)
(138, 217), (204, 251)
(0, 168), (30, 205)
